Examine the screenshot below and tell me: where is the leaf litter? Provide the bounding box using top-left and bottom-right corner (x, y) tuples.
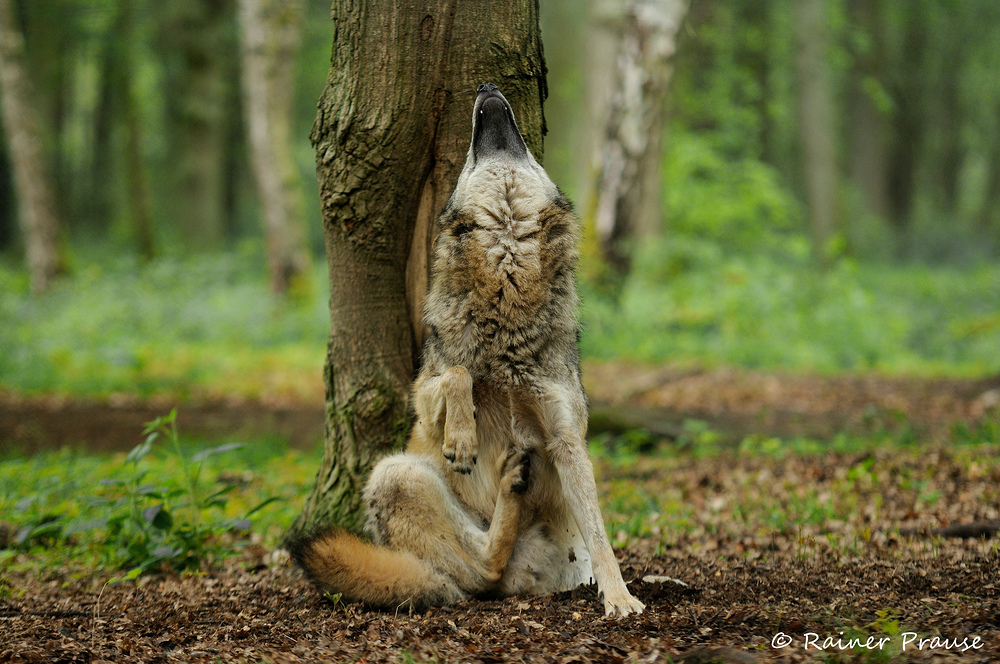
(2, 441), (998, 663)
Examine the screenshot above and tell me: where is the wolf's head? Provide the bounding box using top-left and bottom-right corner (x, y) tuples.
(469, 83), (529, 164)
(448, 83), (555, 216)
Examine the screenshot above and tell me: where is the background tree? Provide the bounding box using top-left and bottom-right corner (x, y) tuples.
(883, 1), (924, 241)
(794, 0), (840, 265)
(0, 0), (62, 294)
(112, 0), (156, 259)
(0, 133), (11, 248)
(287, 0), (547, 538)
(587, 0), (687, 284)
(238, 0), (311, 295)
(845, 0), (889, 230)
(155, 0), (239, 252)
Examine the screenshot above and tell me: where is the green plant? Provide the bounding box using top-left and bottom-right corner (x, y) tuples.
(323, 590), (344, 612)
(95, 410), (277, 574)
(676, 420), (722, 457)
(1, 432), (313, 575)
(0, 576), (16, 599)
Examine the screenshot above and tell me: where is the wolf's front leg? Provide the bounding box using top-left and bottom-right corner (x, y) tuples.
(557, 441), (645, 617)
(542, 387), (645, 618)
(412, 366), (478, 473)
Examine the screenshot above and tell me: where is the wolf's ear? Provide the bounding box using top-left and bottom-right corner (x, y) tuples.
(439, 208), (476, 239)
(437, 205), (459, 228)
(537, 190), (573, 225)
(538, 194), (578, 248)
(552, 189), (574, 213)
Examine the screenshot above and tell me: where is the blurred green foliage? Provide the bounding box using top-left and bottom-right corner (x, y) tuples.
(0, 0), (997, 404)
(662, 129), (802, 248)
(0, 247), (328, 399)
(0, 241), (994, 405)
(580, 235), (1000, 374)
(4, 0), (999, 260)
(0, 0), (331, 255)
(659, 0), (1000, 260)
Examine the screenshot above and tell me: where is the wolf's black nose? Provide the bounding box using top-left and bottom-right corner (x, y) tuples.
(477, 83), (498, 95)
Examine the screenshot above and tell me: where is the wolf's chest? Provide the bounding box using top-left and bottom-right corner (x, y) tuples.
(444, 302), (550, 387)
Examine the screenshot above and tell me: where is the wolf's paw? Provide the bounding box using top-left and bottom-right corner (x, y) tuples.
(442, 419), (477, 474)
(601, 589), (645, 618)
(500, 450), (531, 495)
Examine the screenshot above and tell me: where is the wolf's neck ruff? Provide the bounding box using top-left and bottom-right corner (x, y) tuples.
(424, 87), (579, 389)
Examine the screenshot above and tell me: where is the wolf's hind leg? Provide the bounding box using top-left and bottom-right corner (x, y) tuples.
(412, 366), (477, 474)
(483, 449), (530, 583)
(364, 451), (527, 596)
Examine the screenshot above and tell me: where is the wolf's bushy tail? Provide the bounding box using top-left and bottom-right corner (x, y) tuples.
(288, 529), (459, 609)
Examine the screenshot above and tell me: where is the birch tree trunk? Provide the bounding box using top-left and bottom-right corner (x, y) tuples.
(238, 0), (310, 294)
(287, 0), (547, 538)
(0, 0), (61, 294)
(795, 0), (840, 265)
(589, 0), (686, 278)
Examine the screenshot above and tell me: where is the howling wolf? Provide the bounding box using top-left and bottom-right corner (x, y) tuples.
(291, 83), (644, 618)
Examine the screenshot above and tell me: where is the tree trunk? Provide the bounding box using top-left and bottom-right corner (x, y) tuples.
(119, 0), (155, 260)
(977, 102), (1000, 236)
(885, 4), (924, 237)
(287, 0), (547, 539)
(0, 0), (61, 294)
(846, 0), (889, 226)
(589, 0), (687, 278)
(124, 84), (156, 262)
(92, 36), (117, 237)
(238, 0), (310, 294)
(794, 0), (840, 265)
(158, 0), (236, 251)
(0, 135), (12, 249)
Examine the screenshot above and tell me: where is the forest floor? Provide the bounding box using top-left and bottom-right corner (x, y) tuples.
(2, 362), (999, 662)
(2, 447), (998, 663)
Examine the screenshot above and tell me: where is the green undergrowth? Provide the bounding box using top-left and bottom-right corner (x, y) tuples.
(580, 235), (1000, 376)
(3, 412), (997, 580)
(0, 413), (320, 578)
(2, 239), (998, 402)
(0, 247), (329, 401)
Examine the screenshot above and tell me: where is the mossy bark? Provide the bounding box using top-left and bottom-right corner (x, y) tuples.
(286, 0), (547, 540)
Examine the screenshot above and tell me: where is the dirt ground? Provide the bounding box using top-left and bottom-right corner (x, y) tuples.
(2, 531), (997, 663)
(3, 449), (999, 663)
(2, 365), (999, 662)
